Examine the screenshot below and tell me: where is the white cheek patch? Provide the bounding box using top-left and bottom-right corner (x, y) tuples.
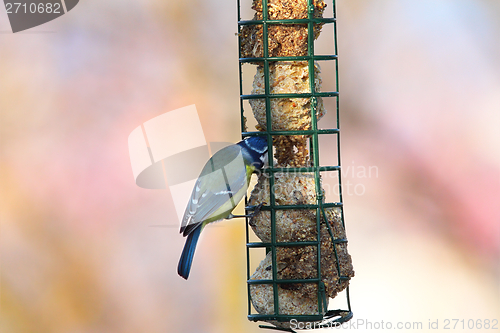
(260, 154), (268, 165)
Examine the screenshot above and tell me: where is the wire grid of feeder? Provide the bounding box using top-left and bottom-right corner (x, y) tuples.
(237, 0), (352, 330)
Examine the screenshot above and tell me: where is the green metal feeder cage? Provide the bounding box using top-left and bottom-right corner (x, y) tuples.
(237, 0), (353, 331)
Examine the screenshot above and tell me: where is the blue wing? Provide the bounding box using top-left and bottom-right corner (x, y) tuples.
(180, 145), (249, 236)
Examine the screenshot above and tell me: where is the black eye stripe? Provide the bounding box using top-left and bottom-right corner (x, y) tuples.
(252, 145), (268, 154)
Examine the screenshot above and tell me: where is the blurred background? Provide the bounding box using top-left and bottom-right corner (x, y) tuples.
(1, 0), (499, 332)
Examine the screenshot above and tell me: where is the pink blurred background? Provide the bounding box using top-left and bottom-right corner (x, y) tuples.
(1, 1), (499, 332)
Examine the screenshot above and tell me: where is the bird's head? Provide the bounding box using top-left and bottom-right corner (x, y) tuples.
(238, 136), (269, 170)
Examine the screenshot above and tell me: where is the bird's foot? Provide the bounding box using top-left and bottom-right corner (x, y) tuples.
(246, 202), (265, 217)
(227, 202), (266, 219)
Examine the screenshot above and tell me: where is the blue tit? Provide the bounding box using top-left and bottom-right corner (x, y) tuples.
(178, 136), (268, 279)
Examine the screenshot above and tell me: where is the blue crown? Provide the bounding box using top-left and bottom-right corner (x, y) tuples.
(238, 136), (268, 169)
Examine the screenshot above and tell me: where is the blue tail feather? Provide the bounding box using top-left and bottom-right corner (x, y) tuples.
(177, 225), (202, 279)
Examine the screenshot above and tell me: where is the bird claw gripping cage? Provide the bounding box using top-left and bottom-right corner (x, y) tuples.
(237, 0), (353, 331)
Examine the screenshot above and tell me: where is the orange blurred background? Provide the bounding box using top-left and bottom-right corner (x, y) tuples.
(1, 1), (499, 332)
